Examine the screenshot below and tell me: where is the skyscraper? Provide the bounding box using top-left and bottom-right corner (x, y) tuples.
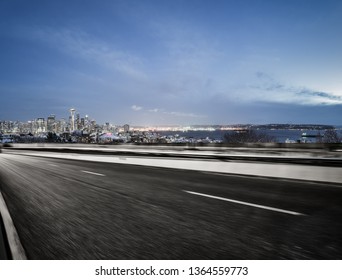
(123, 124), (130, 133)
(69, 108), (76, 131)
(47, 114), (56, 132)
(36, 118), (46, 133)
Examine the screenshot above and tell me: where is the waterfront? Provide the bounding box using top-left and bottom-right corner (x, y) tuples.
(158, 129), (342, 143)
(2, 126), (342, 144)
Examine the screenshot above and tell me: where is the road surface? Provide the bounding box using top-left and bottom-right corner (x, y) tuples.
(0, 151), (342, 259)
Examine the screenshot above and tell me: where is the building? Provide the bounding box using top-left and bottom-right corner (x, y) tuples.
(123, 124), (130, 133)
(69, 108), (76, 131)
(47, 114), (56, 132)
(36, 118), (46, 133)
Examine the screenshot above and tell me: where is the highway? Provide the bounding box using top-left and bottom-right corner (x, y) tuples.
(0, 150), (342, 259)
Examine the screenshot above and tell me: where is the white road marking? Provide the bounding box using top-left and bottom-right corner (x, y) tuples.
(4, 151), (342, 184)
(0, 192), (27, 259)
(184, 190), (305, 216)
(81, 170), (106, 176)
(48, 164), (58, 167)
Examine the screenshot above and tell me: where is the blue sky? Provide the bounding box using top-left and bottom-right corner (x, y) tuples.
(0, 0), (341, 125)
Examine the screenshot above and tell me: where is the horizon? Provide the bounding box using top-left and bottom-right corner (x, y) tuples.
(1, 116), (340, 129)
(1, 0), (342, 125)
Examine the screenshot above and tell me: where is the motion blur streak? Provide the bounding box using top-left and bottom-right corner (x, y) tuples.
(0, 151), (342, 259)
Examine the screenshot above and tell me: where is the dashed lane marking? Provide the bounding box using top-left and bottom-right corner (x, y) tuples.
(184, 190), (305, 216)
(81, 170), (106, 176)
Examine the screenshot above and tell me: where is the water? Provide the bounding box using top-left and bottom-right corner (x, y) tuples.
(157, 129), (342, 143)
(261, 129), (320, 143)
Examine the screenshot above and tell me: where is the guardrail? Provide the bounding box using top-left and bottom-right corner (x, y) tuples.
(3, 144), (342, 167)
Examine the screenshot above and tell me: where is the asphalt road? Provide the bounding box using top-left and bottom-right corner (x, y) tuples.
(0, 151), (342, 259)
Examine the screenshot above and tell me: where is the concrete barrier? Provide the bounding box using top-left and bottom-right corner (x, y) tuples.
(4, 143), (342, 167)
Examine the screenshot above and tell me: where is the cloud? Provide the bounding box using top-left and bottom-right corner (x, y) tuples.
(25, 24), (222, 102)
(163, 111), (206, 118)
(248, 72), (342, 105)
(147, 18), (226, 99)
(10, 23), (341, 126)
(145, 106), (206, 118)
(146, 107), (206, 118)
(148, 108), (160, 113)
(131, 105), (143, 111)
(296, 89), (342, 103)
(29, 27), (147, 80)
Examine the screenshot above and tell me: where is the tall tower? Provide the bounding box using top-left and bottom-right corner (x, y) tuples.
(70, 108), (76, 132)
(123, 124), (130, 133)
(47, 114), (56, 132)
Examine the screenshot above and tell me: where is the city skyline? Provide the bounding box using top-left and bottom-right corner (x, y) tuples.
(1, 0), (342, 125)
(1, 106), (340, 129)
(1, 108), (339, 145)
(1, 108), (339, 134)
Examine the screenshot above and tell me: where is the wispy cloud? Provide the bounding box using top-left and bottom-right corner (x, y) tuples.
(29, 27), (147, 80)
(164, 111), (206, 118)
(148, 108), (160, 113)
(148, 18), (225, 99)
(25, 24), (222, 102)
(247, 72), (342, 105)
(131, 105), (143, 111)
(145, 107), (206, 118)
(295, 89), (342, 103)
